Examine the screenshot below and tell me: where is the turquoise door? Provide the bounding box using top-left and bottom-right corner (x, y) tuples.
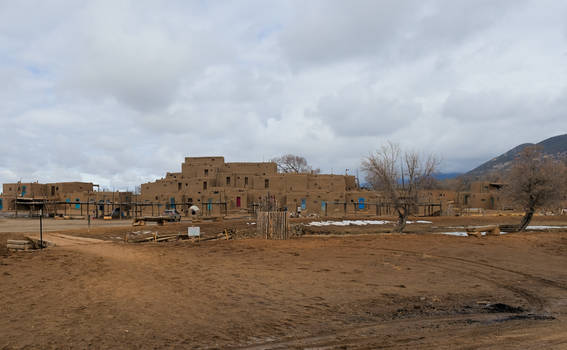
(358, 198), (365, 209)
(301, 198), (306, 210)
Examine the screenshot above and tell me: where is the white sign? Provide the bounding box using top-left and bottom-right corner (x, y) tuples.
(188, 227), (200, 237)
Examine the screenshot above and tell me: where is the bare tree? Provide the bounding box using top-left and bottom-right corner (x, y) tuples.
(503, 146), (566, 231)
(272, 154), (320, 174)
(362, 142), (438, 233)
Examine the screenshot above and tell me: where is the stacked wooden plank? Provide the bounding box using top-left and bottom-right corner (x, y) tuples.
(7, 239), (34, 251)
(125, 231), (233, 244)
(257, 211), (290, 240)
(7, 237), (51, 250)
(124, 232), (180, 243)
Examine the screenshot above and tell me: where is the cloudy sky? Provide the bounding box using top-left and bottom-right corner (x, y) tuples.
(1, 0), (566, 189)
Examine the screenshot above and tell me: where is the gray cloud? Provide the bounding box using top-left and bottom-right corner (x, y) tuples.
(314, 86), (422, 137)
(1, 0), (567, 188)
(279, 0), (521, 67)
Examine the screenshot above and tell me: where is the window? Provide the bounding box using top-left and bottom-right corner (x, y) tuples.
(264, 179), (269, 188)
(204, 169), (209, 176)
(203, 181), (207, 190)
(226, 177), (231, 185)
(178, 183), (182, 190)
(244, 177), (248, 186)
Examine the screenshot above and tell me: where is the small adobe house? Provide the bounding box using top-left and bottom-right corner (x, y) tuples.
(0, 181), (132, 218)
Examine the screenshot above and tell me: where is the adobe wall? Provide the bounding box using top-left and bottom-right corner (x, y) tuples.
(139, 156), (464, 217)
(2, 182), (47, 198)
(140, 156), (360, 216)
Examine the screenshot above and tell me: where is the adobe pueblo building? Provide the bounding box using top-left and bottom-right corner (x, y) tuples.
(0, 156), (513, 219)
(140, 156), (380, 217)
(0, 181), (132, 218)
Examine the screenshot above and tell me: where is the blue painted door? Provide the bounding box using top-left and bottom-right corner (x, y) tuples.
(358, 197), (365, 209)
(170, 197), (176, 209)
(0, 198), (3, 210)
(75, 198), (80, 209)
(207, 199), (212, 211)
(301, 198), (306, 210)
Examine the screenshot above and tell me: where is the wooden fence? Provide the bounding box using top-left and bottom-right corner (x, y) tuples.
(257, 211), (289, 240)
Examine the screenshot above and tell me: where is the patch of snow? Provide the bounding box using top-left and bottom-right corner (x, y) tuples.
(436, 232), (468, 237)
(307, 220), (391, 227)
(526, 225), (566, 230)
(307, 219), (433, 227)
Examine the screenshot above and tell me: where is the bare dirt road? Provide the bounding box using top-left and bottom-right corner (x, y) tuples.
(1, 217), (566, 349)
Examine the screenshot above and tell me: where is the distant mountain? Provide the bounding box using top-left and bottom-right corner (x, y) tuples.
(466, 134), (567, 178)
(433, 172), (462, 180)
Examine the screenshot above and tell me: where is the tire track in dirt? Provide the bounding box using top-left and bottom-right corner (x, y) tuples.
(234, 245), (565, 350)
(374, 247), (567, 291)
(371, 247), (567, 313)
(417, 259), (548, 311)
(235, 312), (561, 350)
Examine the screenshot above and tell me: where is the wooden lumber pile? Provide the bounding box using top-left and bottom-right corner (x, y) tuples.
(7, 239), (34, 251)
(132, 217), (168, 226)
(124, 232), (180, 243)
(125, 230), (235, 244)
(466, 225), (500, 237)
(6, 237), (50, 251)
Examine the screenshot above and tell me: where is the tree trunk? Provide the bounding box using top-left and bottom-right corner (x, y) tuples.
(518, 209), (534, 232)
(393, 208), (408, 233)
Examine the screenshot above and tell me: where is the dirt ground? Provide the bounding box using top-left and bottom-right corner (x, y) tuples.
(1, 216), (566, 349)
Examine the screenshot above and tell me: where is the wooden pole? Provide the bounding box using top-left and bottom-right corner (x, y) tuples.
(39, 207), (43, 250)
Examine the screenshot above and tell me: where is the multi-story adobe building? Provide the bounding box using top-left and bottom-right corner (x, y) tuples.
(0, 160), (523, 219)
(139, 156), (385, 217)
